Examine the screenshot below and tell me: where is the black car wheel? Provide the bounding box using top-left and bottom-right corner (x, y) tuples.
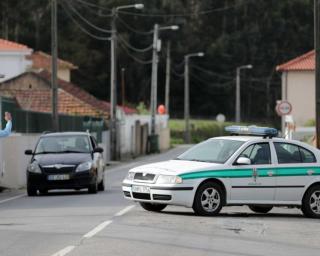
(139, 202), (167, 212)
(192, 181), (224, 216)
(98, 178), (105, 191)
(249, 205), (273, 214)
(27, 185), (37, 196)
(88, 178), (98, 194)
(302, 185), (320, 218)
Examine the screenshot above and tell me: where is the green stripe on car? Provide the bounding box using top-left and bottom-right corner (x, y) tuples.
(179, 166), (320, 180)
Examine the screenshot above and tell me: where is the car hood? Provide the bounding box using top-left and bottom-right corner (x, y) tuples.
(34, 153), (92, 166)
(130, 160), (223, 175)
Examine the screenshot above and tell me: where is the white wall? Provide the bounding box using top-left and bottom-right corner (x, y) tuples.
(0, 51), (32, 83)
(282, 71), (315, 127)
(119, 114), (169, 157)
(0, 134), (39, 189)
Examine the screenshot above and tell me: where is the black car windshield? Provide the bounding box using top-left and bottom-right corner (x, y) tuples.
(35, 135), (91, 154)
(176, 139), (244, 163)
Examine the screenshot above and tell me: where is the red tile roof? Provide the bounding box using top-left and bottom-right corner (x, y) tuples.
(0, 38), (32, 52)
(276, 50), (315, 72)
(0, 89), (103, 117)
(38, 70), (137, 115)
(29, 51), (77, 70)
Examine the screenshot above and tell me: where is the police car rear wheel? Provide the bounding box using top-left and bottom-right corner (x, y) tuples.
(302, 186), (320, 218)
(248, 205), (273, 214)
(139, 202), (167, 212)
(193, 182), (223, 216)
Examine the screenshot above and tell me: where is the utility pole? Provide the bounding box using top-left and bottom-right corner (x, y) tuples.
(235, 64), (252, 123)
(110, 7), (117, 160)
(51, 0), (59, 131)
(184, 52), (204, 144)
(150, 24), (159, 135)
(165, 41), (171, 115)
(121, 68), (126, 106)
(184, 56), (190, 143)
(315, 0), (320, 148)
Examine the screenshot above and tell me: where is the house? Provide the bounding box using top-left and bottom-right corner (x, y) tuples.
(0, 71), (108, 118)
(0, 39), (32, 83)
(276, 50), (315, 128)
(29, 51), (78, 82)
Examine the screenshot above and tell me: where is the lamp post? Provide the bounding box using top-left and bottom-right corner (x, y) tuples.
(184, 52), (204, 144)
(110, 3), (144, 160)
(235, 64), (253, 123)
(150, 24), (179, 136)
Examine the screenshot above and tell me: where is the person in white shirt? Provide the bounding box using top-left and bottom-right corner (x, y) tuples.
(0, 112), (12, 137)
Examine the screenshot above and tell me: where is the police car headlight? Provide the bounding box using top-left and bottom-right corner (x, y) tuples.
(28, 162), (41, 173)
(157, 175), (182, 184)
(126, 172), (135, 181)
(76, 161), (92, 172)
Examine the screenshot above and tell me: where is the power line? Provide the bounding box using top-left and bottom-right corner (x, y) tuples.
(64, 0), (112, 33)
(117, 16), (153, 35)
(171, 67), (184, 77)
(72, 0), (112, 17)
(189, 71), (234, 88)
(73, 0), (111, 12)
(118, 35), (153, 53)
(190, 64), (234, 80)
(59, 1), (110, 41)
(118, 42), (152, 65)
(117, 2), (249, 18)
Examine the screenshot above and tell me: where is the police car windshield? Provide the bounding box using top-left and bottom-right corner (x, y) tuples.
(176, 139), (244, 164)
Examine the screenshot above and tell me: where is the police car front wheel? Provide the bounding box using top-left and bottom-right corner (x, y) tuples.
(193, 181), (224, 216)
(302, 185), (320, 218)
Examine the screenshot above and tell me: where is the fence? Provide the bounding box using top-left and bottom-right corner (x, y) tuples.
(0, 97), (105, 142)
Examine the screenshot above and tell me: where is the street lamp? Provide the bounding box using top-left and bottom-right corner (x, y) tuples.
(235, 64), (253, 123)
(184, 52), (204, 144)
(150, 24), (179, 137)
(109, 3), (144, 161)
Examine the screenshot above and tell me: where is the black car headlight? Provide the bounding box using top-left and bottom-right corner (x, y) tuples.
(28, 162), (41, 174)
(75, 161), (93, 172)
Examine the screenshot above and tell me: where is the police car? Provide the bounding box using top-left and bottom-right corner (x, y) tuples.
(122, 126), (320, 218)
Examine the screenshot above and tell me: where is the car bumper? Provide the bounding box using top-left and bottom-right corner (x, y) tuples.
(122, 181), (195, 207)
(27, 171), (96, 190)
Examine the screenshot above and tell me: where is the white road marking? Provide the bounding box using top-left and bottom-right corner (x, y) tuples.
(0, 194), (25, 204)
(83, 220), (113, 239)
(114, 205), (135, 217)
(51, 246), (75, 256)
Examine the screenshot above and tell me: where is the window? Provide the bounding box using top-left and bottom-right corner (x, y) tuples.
(274, 143), (316, 164)
(238, 143), (271, 165)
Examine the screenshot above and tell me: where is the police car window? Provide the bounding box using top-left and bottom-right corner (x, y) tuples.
(239, 143), (271, 165)
(176, 139), (244, 164)
(274, 143), (316, 164)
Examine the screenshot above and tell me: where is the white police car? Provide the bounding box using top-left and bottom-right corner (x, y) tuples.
(122, 126), (320, 218)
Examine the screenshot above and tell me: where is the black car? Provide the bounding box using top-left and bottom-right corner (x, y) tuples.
(25, 132), (105, 196)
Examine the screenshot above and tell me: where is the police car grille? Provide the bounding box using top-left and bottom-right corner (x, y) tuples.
(132, 193), (151, 200)
(134, 173), (155, 182)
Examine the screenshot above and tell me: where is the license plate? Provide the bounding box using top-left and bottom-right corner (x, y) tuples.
(132, 185), (150, 193)
(48, 174), (70, 181)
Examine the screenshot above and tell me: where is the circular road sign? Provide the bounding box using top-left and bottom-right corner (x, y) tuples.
(276, 100), (292, 116)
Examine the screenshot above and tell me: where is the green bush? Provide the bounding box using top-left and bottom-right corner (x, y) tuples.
(169, 119), (269, 145)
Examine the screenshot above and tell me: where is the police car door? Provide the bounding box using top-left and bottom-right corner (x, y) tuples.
(231, 142), (276, 202)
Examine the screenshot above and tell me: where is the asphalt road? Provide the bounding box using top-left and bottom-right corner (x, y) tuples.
(0, 146), (319, 256)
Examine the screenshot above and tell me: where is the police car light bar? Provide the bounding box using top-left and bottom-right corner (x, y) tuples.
(225, 126), (278, 138)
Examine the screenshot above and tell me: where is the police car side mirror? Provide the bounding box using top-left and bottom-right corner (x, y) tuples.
(236, 157), (251, 165)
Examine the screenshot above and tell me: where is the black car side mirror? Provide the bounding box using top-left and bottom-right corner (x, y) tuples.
(25, 149), (33, 155)
(93, 147), (104, 153)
